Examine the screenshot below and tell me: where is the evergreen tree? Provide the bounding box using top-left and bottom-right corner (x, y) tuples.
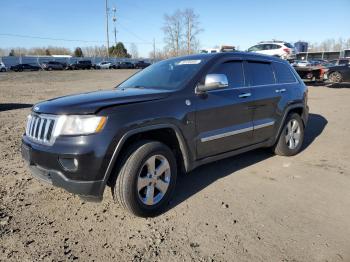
(74, 47), (84, 57)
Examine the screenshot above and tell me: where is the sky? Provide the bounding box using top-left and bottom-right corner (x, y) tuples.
(0, 0), (349, 57)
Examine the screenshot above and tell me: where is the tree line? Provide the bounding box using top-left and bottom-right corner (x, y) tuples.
(307, 38), (350, 52)
(0, 42), (135, 58)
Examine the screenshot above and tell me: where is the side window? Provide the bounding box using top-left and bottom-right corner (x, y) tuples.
(263, 44), (272, 50)
(246, 61), (275, 86)
(338, 59), (348, 65)
(210, 61), (245, 88)
(273, 62), (296, 83)
(248, 45), (261, 52)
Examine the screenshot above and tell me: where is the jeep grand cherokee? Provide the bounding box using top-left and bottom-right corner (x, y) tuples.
(21, 52), (309, 217)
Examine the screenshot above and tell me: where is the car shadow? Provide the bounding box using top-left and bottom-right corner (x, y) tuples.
(327, 83), (350, 88)
(166, 113), (327, 213)
(302, 113), (328, 151)
(305, 82), (326, 87)
(0, 103), (33, 112)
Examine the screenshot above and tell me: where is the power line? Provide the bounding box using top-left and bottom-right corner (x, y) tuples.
(117, 22), (152, 44)
(0, 33), (103, 43)
(0, 33), (153, 45)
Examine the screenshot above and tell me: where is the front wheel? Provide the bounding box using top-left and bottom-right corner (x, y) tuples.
(112, 140), (177, 217)
(273, 113), (304, 156)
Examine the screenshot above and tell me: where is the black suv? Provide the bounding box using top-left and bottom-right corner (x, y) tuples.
(134, 60), (151, 69)
(67, 60), (92, 70)
(42, 61), (67, 71)
(21, 53), (309, 217)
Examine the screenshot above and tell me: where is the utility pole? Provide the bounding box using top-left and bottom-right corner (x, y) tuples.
(105, 0), (110, 58)
(112, 7), (117, 46)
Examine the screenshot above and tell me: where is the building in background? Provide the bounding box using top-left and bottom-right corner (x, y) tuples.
(294, 41), (308, 53)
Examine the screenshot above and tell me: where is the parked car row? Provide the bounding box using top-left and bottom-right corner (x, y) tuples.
(0, 60), (151, 72)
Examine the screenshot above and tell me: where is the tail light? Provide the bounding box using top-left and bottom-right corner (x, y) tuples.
(283, 48), (290, 54)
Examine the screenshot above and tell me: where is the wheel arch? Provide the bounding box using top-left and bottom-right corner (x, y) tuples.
(103, 124), (191, 187)
(273, 104), (307, 144)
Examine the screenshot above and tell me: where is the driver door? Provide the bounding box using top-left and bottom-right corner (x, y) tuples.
(195, 60), (254, 159)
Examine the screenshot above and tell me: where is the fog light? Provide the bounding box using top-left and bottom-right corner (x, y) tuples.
(59, 157), (78, 172)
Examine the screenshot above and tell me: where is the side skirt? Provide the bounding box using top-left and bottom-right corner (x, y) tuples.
(189, 140), (270, 171)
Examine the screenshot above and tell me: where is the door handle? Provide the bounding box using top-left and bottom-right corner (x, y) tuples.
(238, 92), (251, 98)
(275, 88), (287, 93)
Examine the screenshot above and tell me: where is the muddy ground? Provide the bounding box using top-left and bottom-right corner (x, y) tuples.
(0, 70), (349, 262)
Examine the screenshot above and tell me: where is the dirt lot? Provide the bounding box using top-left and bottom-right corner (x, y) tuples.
(0, 70), (349, 262)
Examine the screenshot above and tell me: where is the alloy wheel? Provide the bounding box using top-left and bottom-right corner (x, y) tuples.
(285, 119), (301, 150)
(137, 154), (171, 206)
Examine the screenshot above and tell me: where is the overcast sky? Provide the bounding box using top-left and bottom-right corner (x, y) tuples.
(1, 0), (349, 57)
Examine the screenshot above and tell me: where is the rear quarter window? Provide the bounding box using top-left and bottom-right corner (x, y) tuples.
(246, 62), (275, 86)
(273, 62), (296, 83)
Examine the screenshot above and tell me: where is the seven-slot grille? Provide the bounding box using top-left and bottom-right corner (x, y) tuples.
(26, 114), (57, 145)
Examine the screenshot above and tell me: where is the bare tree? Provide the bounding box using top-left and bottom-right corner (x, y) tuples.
(81, 46), (108, 57)
(129, 43), (139, 59)
(163, 10), (183, 56)
(308, 38), (350, 52)
(183, 8), (203, 54)
(162, 9), (203, 57)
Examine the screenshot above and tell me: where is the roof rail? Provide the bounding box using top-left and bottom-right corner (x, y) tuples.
(259, 40), (285, 44)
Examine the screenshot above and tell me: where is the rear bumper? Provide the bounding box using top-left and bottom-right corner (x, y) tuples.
(302, 105), (309, 126)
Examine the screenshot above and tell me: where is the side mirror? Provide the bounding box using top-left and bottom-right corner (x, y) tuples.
(196, 74), (229, 93)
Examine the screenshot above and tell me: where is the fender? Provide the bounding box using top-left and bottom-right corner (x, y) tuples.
(273, 102), (309, 144)
(101, 123), (191, 186)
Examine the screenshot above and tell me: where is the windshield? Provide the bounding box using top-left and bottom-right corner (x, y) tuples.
(118, 57), (207, 90)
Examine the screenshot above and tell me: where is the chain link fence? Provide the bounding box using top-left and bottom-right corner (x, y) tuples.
(0, 56), (154, 67)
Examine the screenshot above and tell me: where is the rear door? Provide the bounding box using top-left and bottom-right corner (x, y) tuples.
(245, 60), (282, 143)
(195, 59), (254, 159)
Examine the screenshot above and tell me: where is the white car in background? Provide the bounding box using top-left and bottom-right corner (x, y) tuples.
(247, 41), (296, 59)
(95, 61), (113, 69)
(0, 61), (7, 72)
(293, 60), (311, 67)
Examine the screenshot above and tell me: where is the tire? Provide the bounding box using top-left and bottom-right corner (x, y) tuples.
(273, 113), (304, 156)
(328, 71), (342, 83)
(0, 68), (5, 72)
(112, 140), (177, 217)
(48, 67), (53, 71)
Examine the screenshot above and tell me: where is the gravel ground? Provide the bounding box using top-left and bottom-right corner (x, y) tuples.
(0, 70), (349, 262)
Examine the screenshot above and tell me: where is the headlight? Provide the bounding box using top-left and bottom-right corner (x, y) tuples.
(53, 115), (107, 136)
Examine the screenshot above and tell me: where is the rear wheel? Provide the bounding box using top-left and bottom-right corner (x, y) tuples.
(112, 140), (177, 217)
(273, 113), (304, 156)
(328, 71), (342, 83)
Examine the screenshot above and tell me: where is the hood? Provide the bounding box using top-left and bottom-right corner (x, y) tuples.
(33, 87), (172, 115)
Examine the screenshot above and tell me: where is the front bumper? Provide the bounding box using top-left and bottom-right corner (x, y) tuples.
(21, 133), (114, 200)
(27, 163), (104, 201)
